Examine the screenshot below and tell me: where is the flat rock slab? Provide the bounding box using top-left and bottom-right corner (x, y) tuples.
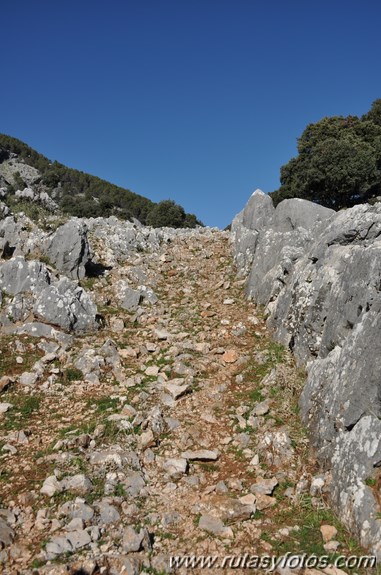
(154, 328), (171, 340)
(181, 449), (219, 461)
(198, 514), (233, 538)
(222, 350), (238, 363)
(255, 494), (277, 510)
(218, 499), (255, 523)
(164, 382), (191, 399)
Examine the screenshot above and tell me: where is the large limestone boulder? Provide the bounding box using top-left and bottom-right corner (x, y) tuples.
(245, 197), (334, 306)
(34, 278), (99, 333)
(44, 219), (91, 280)
(231, 189), (274, 276)
(0, 256), (50, 295)
(0, 256), (99, 334)
(270, 204), (381, 362)
(330, 416), (381, 556)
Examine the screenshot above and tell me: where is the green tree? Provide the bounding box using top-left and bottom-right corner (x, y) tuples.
(362, 98), (381, 127)
(271, 103), (381, 209)
(146, 200), (186, 228)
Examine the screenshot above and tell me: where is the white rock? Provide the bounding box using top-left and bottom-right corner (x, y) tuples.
(40, 475), (63, 497)
(0, 403), (12, 414)
(181, 449), (219, 461)
(163, 458), (188, 478)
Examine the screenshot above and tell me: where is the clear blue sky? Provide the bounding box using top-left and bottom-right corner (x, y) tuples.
(2, 1), (381, 228)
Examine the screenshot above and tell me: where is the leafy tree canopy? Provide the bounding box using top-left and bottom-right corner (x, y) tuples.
(146, 199), (202, 228)
(270, 100), (381, 210)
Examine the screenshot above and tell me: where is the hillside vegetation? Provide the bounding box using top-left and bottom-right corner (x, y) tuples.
(270, 98), (381, 209)
(0, 134), (202, 228)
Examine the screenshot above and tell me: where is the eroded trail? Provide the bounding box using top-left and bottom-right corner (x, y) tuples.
(0, 230), (364, 574)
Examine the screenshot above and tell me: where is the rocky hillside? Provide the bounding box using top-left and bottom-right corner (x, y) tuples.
(232, 190), (381, 559)
(0, 134), (202, 228)
(0, 207), (373, 574)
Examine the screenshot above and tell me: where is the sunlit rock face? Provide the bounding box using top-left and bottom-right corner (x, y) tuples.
(232, 193), (381, 557)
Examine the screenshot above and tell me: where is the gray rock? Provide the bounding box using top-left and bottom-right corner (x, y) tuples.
(218, 499), (255, 523)
(59, 500), (94, 522)
(232, 195), (381, 557)
(250, 477), (278, 495)
(181, 449), (219, 461)
(124, 472), (146, 497)
(61, 474), (93, 495)
(198, 514), (233, 538)
(0, 403), (12, 414)
(0, 518), (14, 547)
(163, 458), (188, 478)
(65, 529), (91, 550)
(14, 322), (73, 345)
(46, 529), (91, 557)
(98, 502), (120, 525)
(40, 475), (63, 497)
(44, 219), (91, 280)
(89, 448), (140, 469)
(330, 416), (381, 558)
(122, 526), (144, 553)
(117, 282), (142, 311)
(0, 256), (50, 296)
(34, 277), (99, 333)
(246, 198), (334, 305)
(231, 190), (274, 276)
(252, 399), (270, 416)
(161, 512), (182, 527)
(164, 380), (191, 399)
(18, 372), (38, 386)
(45, 535), (72, 556)
(258, 429), (294, 467)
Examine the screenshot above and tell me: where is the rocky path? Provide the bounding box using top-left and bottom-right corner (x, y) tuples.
(0, 229), (367, 574)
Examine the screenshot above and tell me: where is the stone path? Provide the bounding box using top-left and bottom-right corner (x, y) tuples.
(0, 229), (367, 574)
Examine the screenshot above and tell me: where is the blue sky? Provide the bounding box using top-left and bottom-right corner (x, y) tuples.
(2, 1), (381, 228)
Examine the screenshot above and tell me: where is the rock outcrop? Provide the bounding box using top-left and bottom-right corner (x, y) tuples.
(44, 219), (91, 280)
(0, 256), (99, 334)
(232, 191), (381, 557)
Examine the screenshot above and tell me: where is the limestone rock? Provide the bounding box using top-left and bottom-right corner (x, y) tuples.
(34, 277), (99, 333)
(44, 219), (91, 280)
(320, 524), (337, 543)
(181, 449), (219, 461)
(198, 514), (233, 538)
(0, 257), (50, 296)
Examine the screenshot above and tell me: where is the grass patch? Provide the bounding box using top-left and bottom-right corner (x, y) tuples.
(88, 396), (120, 413)
(0, 393), (42, 430)
(113, 482), (126, 497)
(86, 476), (105, 503)
(0, 335), (43, 378)
(365, 477), (376, 487)
(63, 367), (83, 383)
(57, 420), (97, 439)
(270, 494), (367, 562)
(0, 470), (12, 482)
